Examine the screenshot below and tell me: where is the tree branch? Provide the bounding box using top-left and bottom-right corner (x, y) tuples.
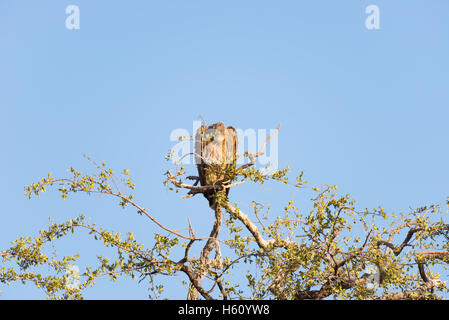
(378, 279), (446, 300)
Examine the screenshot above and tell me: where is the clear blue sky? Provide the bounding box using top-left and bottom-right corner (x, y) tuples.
(1, 1), (448, 299)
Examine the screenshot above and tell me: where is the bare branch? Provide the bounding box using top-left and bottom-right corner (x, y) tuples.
(378, 279), (446, 300)
(51, 178), (203, 241)
(416, 251), (449, 283)
(236, 123), (281, 170)
(187, 204), (224, 300)
(222, 200), (297, 251)
(166, 170), (245, 198)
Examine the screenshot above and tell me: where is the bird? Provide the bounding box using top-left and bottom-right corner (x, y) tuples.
(193, 122), (237, 209)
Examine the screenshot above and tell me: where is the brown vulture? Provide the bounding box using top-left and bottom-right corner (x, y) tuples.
(194, 122), (237, 209)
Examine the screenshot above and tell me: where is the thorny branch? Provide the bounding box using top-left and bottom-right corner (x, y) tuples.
(45, 178), (204, 242)
(11, 124), (448, 300)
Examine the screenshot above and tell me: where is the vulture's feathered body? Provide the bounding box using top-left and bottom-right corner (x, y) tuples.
(194, 122), (237, 208)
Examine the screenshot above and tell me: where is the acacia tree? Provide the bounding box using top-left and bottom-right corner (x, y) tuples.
(1, 133), (449, 300)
